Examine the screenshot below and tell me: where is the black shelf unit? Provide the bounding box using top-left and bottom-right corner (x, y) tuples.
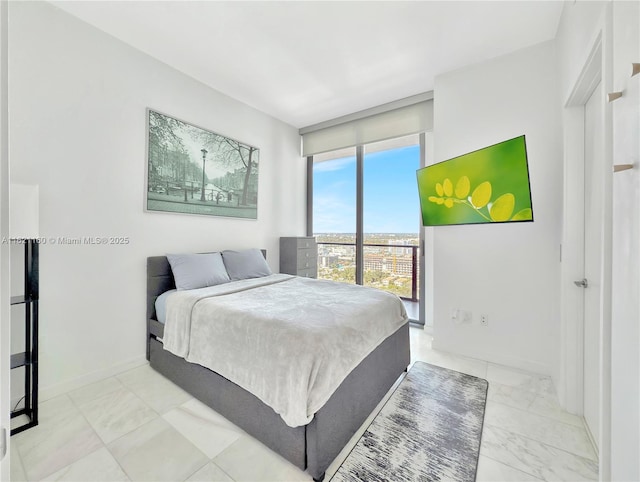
(10, 239), (39, 435)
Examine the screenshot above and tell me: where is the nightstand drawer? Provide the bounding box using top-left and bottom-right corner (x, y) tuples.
(296, 238), (316, 249)
(297, 252), (317, 270)
(297, 266), (318, 279)
(280, 237), (318, 277)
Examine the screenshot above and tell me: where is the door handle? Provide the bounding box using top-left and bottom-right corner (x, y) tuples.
(574, 278), (588, 288)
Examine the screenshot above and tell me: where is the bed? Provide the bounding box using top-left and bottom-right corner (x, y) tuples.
(146, 252), (410, 481)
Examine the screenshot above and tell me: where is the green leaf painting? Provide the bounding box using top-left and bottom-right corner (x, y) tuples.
(417, 136), (534, 226)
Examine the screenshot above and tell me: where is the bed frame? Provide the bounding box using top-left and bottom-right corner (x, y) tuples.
(146, 255), (410, 481)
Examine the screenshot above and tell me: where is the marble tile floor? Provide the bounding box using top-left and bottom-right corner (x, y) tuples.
(10, 327), (598, 482)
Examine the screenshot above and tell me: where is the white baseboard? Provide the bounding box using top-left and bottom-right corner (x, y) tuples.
(39, 355), (148, 402)
(431, 338), (552, 376)
(583, 416), (600, 462)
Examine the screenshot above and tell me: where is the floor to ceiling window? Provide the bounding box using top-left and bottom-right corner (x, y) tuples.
(363, 137), (420, 302)
(312, 135), (421, 321)
(313, 147), (357, 284)
(302, 94), (433, 325)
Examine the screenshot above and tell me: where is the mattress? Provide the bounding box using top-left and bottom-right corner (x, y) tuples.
(154, 288), (176, 324)
(161, 274), (408, 427)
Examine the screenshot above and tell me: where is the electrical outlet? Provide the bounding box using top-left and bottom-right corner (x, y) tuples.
(480, 314), (488, 326)
(452, 309), (472, 324)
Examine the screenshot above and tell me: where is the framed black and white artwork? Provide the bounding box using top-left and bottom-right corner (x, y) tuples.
(146, 109), (259, 219)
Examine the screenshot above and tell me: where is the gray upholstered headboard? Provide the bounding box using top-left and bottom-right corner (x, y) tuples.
(146, 256), (176, 323)
(146, 249), (268, 323)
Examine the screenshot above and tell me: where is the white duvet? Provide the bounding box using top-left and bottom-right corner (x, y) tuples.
(162, 274), (407, 427)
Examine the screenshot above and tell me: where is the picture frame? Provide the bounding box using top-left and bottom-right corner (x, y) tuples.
(146, 109), (259, 219)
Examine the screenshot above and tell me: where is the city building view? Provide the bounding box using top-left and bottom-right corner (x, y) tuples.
(315, 233), (419, 300)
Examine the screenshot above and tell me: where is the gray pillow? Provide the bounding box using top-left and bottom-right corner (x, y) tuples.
(222, 249), (272, 281)
(167, 252), (230, 290)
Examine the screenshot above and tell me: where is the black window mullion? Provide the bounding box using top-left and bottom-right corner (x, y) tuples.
(355, 145), (364, 285)
(306, 156), (313, 237)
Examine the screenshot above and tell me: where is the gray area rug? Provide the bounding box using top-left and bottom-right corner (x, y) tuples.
(331, 361), (488, 482)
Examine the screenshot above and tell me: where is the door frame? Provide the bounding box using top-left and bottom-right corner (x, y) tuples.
(0, 0), (10, 478)
(560, 6), (613, 480)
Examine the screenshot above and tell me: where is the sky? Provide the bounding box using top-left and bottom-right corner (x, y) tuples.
(313, 145), (421, 234)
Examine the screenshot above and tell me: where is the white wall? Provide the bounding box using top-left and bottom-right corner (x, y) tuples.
(556, 1), (639, 479)
(8, 1), (305, 398)
(556, 1), (609, 103)
(609, 1), (639, 480)
(431, 41), (563, 376)
(0, 0), (11, 479)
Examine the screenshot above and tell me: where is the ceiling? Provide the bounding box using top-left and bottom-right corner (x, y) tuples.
(51, 1), (565, 129)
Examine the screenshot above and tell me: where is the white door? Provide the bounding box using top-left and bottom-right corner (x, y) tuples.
(583, 81), (603, 450)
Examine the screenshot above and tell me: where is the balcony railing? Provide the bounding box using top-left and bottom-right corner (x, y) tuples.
(317, 242), (419, 301)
